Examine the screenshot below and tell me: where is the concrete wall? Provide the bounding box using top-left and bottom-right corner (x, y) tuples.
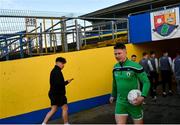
(0, 46), (116, 122)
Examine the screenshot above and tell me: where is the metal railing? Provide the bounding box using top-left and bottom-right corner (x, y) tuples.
(0, 9), (128, 61)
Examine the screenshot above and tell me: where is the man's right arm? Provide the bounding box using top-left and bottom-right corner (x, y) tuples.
(110, 74), (117, 103)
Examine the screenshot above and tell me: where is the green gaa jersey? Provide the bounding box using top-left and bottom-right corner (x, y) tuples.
(112, 59), (150, 101)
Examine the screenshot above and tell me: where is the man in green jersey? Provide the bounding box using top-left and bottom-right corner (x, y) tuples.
(109, 43), (150, 124)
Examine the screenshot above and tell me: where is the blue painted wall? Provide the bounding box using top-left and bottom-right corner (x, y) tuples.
(0, 94), (110, 124)
(129, 12), (152, 43)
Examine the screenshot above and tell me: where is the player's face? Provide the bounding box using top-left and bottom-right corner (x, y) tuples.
(151, 54), (155, 58)
(131, 57), (136, 62)
(164, 52), (168, 56)
(57, 62), (65, 69)
(144, 54), (149, 59)
(114, 49), (127, 62)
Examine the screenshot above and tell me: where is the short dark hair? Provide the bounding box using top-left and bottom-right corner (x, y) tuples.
(142, 52), (148, 56)
(150, 51), (155, 55)
(56, 57), (66, 64)
(163, 50), (168, 54)
(114, 42), (126, 49)
(131, 54), (137, 58)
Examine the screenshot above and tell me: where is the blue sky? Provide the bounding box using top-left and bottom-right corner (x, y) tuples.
(0, 0), (128, 15)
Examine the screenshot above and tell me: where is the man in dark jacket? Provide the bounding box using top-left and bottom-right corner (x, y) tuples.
(42, 57), (73, 125)
(159, 51), (173, 97)
(173, 50), (180, 96)
(149, 51), (159, 100)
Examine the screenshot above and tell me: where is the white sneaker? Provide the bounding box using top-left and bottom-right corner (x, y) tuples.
(42, 123), (46, 125)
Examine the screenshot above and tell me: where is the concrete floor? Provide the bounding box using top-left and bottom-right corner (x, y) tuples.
(49, 84), (180, 124)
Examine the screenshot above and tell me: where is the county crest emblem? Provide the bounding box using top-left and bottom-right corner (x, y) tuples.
(152, 8), (178, 37)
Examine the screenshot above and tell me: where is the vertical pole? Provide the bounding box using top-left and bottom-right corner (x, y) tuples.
(111, 21), (115, 40)
(127, 18), (130, 43)
(72, 29), (75, 43)
(39, 23), (43, 54)
(0, 42), (2, 57)
(51, 19), (56, 53)
(78, 25), (83, 49)
(14, 42), (17, 51)
(61, 18), (68, 52)
(84, 20), (86, 46)
(53, 33), (56, 53)
(9, 40), (12, 52)
(35, 18), (39, 54)
(50, 19), (54, 51)
(43, 19), (48, 53)
(59, 19), (62, 50)
(75, 19), (80, 51)
(19, 35), (24, 58)
(49, 31), (52, 51)
(150, 4), (153, 10)
(114, 22), (117, 39)
(28, 37), (32, 57)
(5, 38), (9, 60)
(25, 18), (29, 55)
(98, 26), (101, 40)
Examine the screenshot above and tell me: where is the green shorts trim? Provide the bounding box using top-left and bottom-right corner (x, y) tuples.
(115, 102), (143, 120)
